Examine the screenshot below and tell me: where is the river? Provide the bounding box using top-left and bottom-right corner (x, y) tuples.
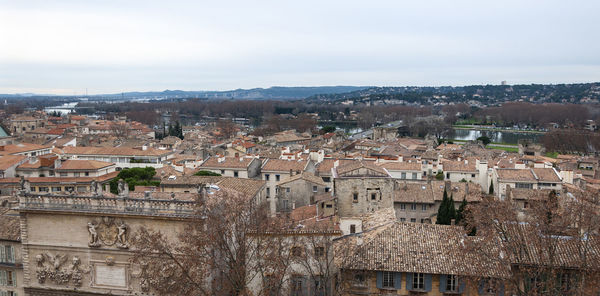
(448, 129), (543, 145)
(44, 102), (79, 115)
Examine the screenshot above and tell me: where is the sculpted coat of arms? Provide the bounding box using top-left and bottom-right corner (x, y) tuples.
(88, 216), (129, 249)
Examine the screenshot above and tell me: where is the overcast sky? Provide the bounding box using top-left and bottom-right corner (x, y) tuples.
(1, 0), (599, 95)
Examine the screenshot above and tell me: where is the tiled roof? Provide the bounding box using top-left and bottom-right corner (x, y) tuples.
(200, 156), (255, 169)
(262, 159), (307, 172)
(338, 222), (507, 277)
(160, 176), (266, 198)
(496, 168), (537, 182)
(277, 172), (327, 186)
(379, 161), (421, 171)
(0, 209), (20, 241)
(0, 154), (27, 170)
(532, 168), (561, 182)
(442, 160), (477, 172)
(0, 143), (51, 155)
(56, 160), (114, 170)
(335, 160), (390, 177)
(394, 182), (435, 203)
(63, 146), (170, 157)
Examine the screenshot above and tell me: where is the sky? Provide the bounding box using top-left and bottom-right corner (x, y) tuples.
(0, 0), (599, 95)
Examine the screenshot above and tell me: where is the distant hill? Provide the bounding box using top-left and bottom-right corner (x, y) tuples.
(94, 86), (371, 100)
(306, 83), (600, 105)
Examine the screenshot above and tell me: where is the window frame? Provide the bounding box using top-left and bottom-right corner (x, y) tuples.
(382, 271), (394, 288)
(446, 275), (459, 292)
(412, 273), (425, 290)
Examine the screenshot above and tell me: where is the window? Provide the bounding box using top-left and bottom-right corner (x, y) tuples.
(412, 273), (425, 290)
(275, 175), (280, 181)
(85, 172), (89, 176)
(516, 183), (533, 189)
(559, 273), (572, 291)
(447, 172), (450, 179)
(349, 224), (356, 234)
(325, 187), (330, 192)
(410, 203), (417, 211)
(420, 219), (426, 223)
(352, 192), (358, 203)
(220, 170), (225, 174)
(314, 246), (325, 257)
(471, 174), (476, 178)
(266, 187), (270, 196)
(523, 201), (529, 209)
(52, 187), (61, 192)
(325, 204), (332, 208)
(291, 246), (303, 257)
(0, 269), (16, 287)
(0, 245), (15, 263)
(313, 186), (318, 193)
(412, 173), (418, 179)
(401, 172), (406, 179)
(65, 186), (75, 192)
(421, 204), (427, 211)
(234, 171), (239, 177)
(410, 218), (416, 223)
(400, 218), (406, 222)
(382, 271), (394, 288)
(30, 187), (36, 192)
(446, 275), (458, 292)
(422, 172), (427, 177)
(322, 177), (330, 182)
(353, 272), (366, 287)
(265, 174), (270, 181)
(59, 172), (68, 177)
(313, 276), (326, 296)
(77, 186), (86, 192)
(73, 172), (80, 177)
(370, 193), (376, 200)
(286, 188), (291, 193)
(39, 187), (49, 192)
(290, 276), (305, 296)
(400, 203), (406, 210)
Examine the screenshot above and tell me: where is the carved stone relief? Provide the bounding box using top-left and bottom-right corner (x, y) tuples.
(87, 217), (129, 249)
(35, 253), (90, 287)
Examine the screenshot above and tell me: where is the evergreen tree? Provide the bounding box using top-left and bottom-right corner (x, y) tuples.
(489, 180), (494, 194)
(174, 121), (183, 139)
(447, 193), (456, 224)
(436, 188), (450, 224)
(455, 197), (468, 225)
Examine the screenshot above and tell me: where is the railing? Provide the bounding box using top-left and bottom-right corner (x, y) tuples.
(19, 193), (196, 218)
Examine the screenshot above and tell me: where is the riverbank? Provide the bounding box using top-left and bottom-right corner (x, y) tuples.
(452, 125), (546, 134)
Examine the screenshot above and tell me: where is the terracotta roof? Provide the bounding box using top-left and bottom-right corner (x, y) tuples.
(379, 161), (421, 171)
(532, 168), (561, 182)
(0, 171), (119, 185)
(262, 159), (307, 172)
(0, 143), (51, 155)
(277, 172), (326, 186)
(394, 182), (435, 203)
(0, 209), (21, 241)
(335, 160), (390, 177)
(0, 154), (27, 170)
(160, 175), (266, 198)
(338, 222), (508, 277)
(496, 168), (537, 182)
(316, 159), (362, 175)
(442, 160), (477, 172)
(63, 146), (170, 157)
(508, 188), (555, 201)
(56, 160), (114, 170)
(200, 156), (255, 169)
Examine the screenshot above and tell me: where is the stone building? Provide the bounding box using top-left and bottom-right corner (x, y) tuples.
(275, 172), (328, 212)
(16, 183), (193, 296)
(0, 209), (23, 296)
(333, 161), (394, 218)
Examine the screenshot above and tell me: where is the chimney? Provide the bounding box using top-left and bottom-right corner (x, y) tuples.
(54, 158), (62, 169)
(451, 219), (455, 225)
(289, 169), (293, 176)
(465, 182), (469, 195)
(29, 156), (38, 164)
(142, 144), (148, 151)
(444, 180), (451, 192)
(505, 184), (512, 200)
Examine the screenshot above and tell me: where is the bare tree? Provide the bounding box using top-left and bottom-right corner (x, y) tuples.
(465, 190), (600, 295)
(130, 188), (291, 295)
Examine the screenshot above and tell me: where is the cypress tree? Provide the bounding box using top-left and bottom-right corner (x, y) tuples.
(489, 180), (494, 194)
(448, 193), (456, 224)
(436, 188), (449, 224)
(456, 197), (467, 225)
